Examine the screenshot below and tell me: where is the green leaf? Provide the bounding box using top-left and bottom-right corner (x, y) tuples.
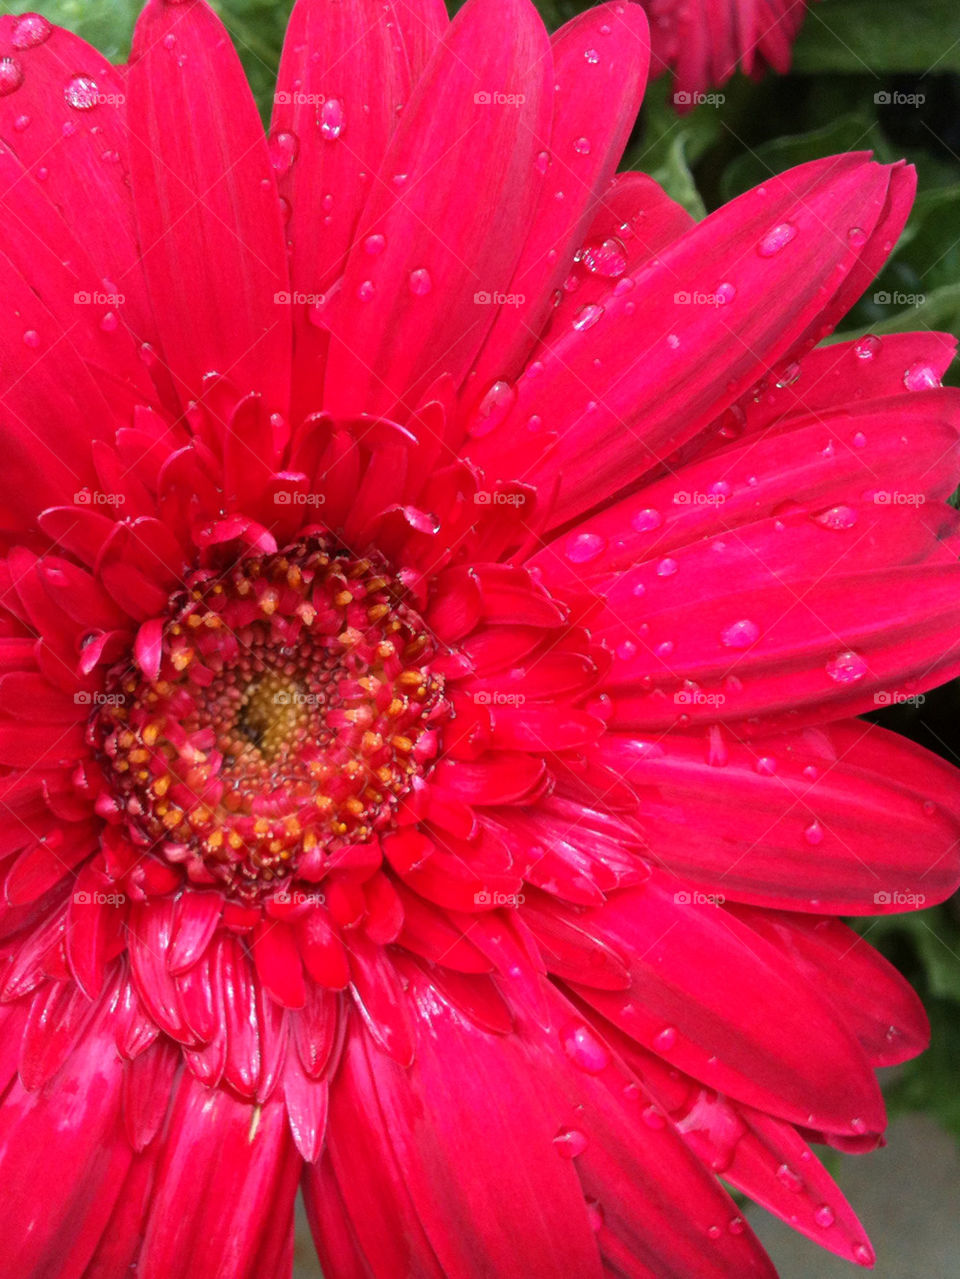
(794, 0), (960, 75)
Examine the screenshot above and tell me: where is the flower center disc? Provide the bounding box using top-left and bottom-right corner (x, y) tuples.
(96, 538), (447, 900)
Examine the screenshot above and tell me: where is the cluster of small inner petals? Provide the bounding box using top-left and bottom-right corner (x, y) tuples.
(95, 540), (447, 902)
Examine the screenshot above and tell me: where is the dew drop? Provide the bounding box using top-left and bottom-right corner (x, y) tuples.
(163, 33), (177, 50)
(585, 1199), (604, 1231)
(666, 332), (680, 349)
(814, 504), (858, 530)
(11, 14), (52, 48)
(565, 531), (606, 564)
(853, 1243), (873, 1265)
(535, 150), (549, 174)
(757, 222), (797, 256)
(22, 329), (39, 348)
(561, 1022), (610, 1073)
(715, 280), (737, 304)
(775, 361), (801, 387)
(573, 135), (591, 155)
(584, 48), (600, 63)
(729, 1216), (745, 1235)
(64, 75), (100, 111)
(755, 756), (777, 776)
(854, 334), (881, 361)
(654, 1026), (677, 1052)
(903, 361), (941, 392)
(814, 1205), (836, 1229)
(99, 311), (119, 333)
(13, 113), (30, 131)
(526, 413), (543, 432)
(804, 820), (824, 846)
(267, 129), (298, 173)
(631, 507), (661, 532)
(776, 1163), (803, 1192)
(363, 233), (386, 256)
(408, 267), (432, 296)
(707, 1226), (722, 1241)
(468, 380), (516, 439)
(826, 650), (868, 684)
(580, 238), (627, 278)
(356, 279), (375, 302)
(852, 430), (867, 448)
(642, 1104), (666, 1129)
(320, 98), (345, 140)
(572, 303), (603, 332)
(656, 557), (677, 577)
(553, 1127), (588, 1158)
(0, 57), (24, 97)
(721, 618), (759, 649)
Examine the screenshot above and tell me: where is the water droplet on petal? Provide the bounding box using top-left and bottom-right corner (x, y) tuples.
(758, 222), (797, 256)
(848, 226), (867, 247)
(535, 150), (549, 174)
(656, 557), (677, 577)
(666, 332), (680, 349)
(572, 303), (603, 332)
(903, 361), (941, 391)
(573, 135), (591, 155)
(553, 1127), (589, 1158)
(755, 756), (777, 776)
(64, 75), (100, 110)
(565, 531), (606, 564)
(580, 238), (627, 278)
(631, 507), (661, 532)
(654, 1026), (677, 1052)
(320, 98), (345, 140)
(814, 504), (858, 530)
(584, 48), (600, 63)
(776, 361), (801, 387)
(585, 1199), (604, 1231)
(852, 430), (867, 448)
(468, 379), (516, 438)
(825, 650), (868, 684)
(100, 311), (119, 333)
(561, 1022), (610, 1073)
(408, 267), (432, 296)
(707, 1226), (722, 1241)
(356, 279), (375, 302)
(853, 1243), (873, 1265)
(721, 619), (759, 649)
(814, 1205), (835, 1229)
(13, 113), (30, 131)
(364, 233), (385, 255)
(854, 334), (881, 361)
(22, 329), (39, 348)
(776, 1163), (803, 1192)
(642, 1104), (666, 1129)
(11, 14), (52, 48)
(267, 128), (299, 173)
(715, 280), (737, 304)
(0, 57), (24, 96)
(163, 33), (177, 50)
(804, 820), (824, 846)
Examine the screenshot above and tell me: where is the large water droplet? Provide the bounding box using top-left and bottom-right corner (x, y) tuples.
(468, 380), (516, 438)
(903, 361), (940, 391)
(847, 226), (867, 247)
(854, 335), (881, 361)
(408, 267), (432, 296)
(814, 504), (858, 530)
(572, 303), (603, 332)
(720, 619), (759, 649)
(825, 650), (868, 684)
(584, 48), (600, 63)
(580, 238), (627, 278)
(12, 13), (52, 48)
(715, 281), (737, 304)
(22, 329), (39, 348)
(267, 128), (299, 173)
(64, 75), (100, 110)
(0, 57), (24, 97)
(804, 820), (824, 846)
(561, 1022), (610, 1073)
(631, 507), (662, 532)
(565, 531), (606, 564)
(757, 222), (797, 257)
(553, 1127), (588, 1158)
(814, 1205), (835, 1229)
(776, 1163), (803, 1192)
(320, 97), (345, 140)
(654, 1026), (677, 1052)
(573, 135), (591, 155)
(363, 233), (385, 256)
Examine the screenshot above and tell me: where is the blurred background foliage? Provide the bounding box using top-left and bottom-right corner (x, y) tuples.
(9, 0), (960, 1139)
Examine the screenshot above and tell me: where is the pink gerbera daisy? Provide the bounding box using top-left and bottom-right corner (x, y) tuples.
(643, 0), (811, 105)
(0, 1), (958, 1276)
